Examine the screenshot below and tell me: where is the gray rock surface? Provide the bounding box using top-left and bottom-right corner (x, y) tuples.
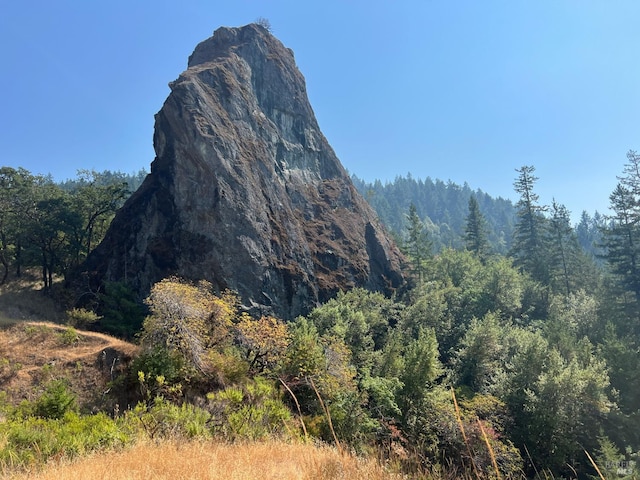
(84, 23), (405, 319)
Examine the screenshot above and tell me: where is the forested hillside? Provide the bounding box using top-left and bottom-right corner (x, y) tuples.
(352, 174), (517, 254)
(2, 154), (640, 478)
(352, 173), (605, 259)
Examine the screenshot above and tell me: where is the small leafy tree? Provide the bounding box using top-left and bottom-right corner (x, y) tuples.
(398, 327), (441, 422)
(139, 278), (233, 375)
(453, 312), (505, 393)
(235, 315), (289, 374)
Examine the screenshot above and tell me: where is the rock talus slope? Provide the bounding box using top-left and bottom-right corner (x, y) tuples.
(85, 23), (405, 319)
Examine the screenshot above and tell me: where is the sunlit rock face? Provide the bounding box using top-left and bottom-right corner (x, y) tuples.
(84, 23), (405, 319)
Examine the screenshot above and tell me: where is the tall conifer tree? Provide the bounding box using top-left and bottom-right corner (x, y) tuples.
(464, 195), (490, 261)
(548, 200), (580, 297)
(602, 152), (640, 302)
(404, 203), (431, 283)
(511, 166), (550, 284)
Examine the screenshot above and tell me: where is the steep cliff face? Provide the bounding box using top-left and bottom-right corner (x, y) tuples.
(85, 23), (405, 319)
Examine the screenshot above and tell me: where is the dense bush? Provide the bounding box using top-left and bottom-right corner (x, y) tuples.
(0, 411), (130, 470)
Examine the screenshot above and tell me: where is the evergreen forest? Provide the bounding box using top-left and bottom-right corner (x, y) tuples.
(1, 153), (640, 479)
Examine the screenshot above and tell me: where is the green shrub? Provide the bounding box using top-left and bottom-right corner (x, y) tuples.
(0, 411), (130, 470)
(128, 347), (186, 402)
(207, 347), (249, 386)
(57, 326), (80, 346)
(125, 397), (212, 440)
(23, 380), (77, 420)
(207, 377), (295, 440)
(65, 307), (101, 328)
(98, 281), (146, 339)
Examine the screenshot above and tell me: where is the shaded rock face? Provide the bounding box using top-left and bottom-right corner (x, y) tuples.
(86, 23), (405, 320)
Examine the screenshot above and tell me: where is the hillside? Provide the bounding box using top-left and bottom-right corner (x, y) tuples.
(1, 21), (637, 480)
(351, 174), (516, 254)
(0, 271), (138, 412)
(0, 282), (398, 480)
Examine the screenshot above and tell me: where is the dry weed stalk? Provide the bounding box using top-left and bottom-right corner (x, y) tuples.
(279, 377), (309, 441)
(307, 376), (342, 454)
(477, 418), (501, 480)
(584, 448), (606, 480)
(451, 387), (481, 480)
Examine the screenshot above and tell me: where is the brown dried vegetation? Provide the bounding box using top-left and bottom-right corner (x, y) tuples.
(4, 440), (401, 480)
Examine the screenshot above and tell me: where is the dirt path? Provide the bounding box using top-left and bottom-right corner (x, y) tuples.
(19, 321), (138, 361)
(0, 320), (139, 406)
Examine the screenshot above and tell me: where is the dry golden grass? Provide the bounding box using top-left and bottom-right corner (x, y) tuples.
(4, 440), (406, 480)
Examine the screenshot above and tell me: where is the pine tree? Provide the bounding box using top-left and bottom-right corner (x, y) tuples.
(510, 166), (550, 284)
(404, 203), (431, 283)
(602, 182), (640, 301)
(548, 200), (580, 297)
(599, 151), (640, 305)
(464, 195), (490, 261)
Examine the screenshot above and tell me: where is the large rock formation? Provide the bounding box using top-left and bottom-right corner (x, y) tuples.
(85, 23), (405, 320)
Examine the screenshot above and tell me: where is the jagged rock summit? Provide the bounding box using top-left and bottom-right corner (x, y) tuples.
(85, 23), (405, 319)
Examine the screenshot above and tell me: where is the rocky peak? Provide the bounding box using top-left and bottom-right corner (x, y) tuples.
(84, 23), (405, 320)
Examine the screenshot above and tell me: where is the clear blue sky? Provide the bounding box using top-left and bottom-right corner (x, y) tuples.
(2, 1), (638, 220)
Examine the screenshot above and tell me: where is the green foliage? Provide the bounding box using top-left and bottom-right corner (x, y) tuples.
(284, 317), (325, 380)
(28, 380), (78, 420)
(0, 167), (130, 288)
(401, 250), (528, 363)
(548, 200), (583, 296)
(57, 326), (80, 346)
(495, 328), (611, 475)
(129, 347), (186, 402)
(600, 151), (640, 332)
(465, 195), (491, 261)
(206, 377), (294, 440)
(577, 210), (606, 258)
(453, 312), (506, 393)
(398, 327), (441, 419)
(284, 292), (407, 449)
(351, 173), (516, 254)
(510, 165), (551, 285)
(0, 411), (129, 470)
(207, 347), (249, 387)
(591, 436), (639, 479)
(65, 307), (101, 328)
(127, 397), (212, 440)
(98, 281), (146, 338)
(403, 203), (432, 283)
